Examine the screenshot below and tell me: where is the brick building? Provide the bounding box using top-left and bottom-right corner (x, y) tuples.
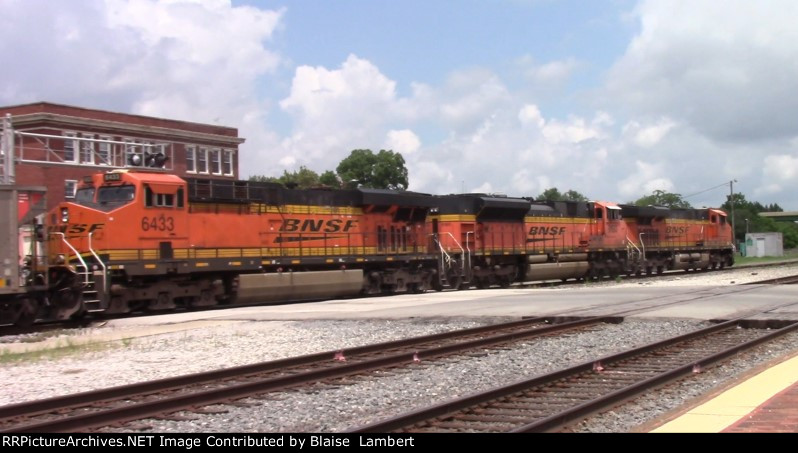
(0, 102), (245, 210)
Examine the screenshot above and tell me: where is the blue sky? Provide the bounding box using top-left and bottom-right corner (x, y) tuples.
(2, 0), (798, 209)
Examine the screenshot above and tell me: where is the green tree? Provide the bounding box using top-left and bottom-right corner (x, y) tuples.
(336, 149), (409, 190)
(720, 193), (798, 246)
(319, 170), (340, 188)
(634, 190), (692, 208)
(537, 188), (588, 202)
(249, 166), (321, 189)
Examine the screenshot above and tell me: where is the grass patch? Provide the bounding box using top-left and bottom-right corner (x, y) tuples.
(0, 338), (120, 364)
(736, 248), (798, 266)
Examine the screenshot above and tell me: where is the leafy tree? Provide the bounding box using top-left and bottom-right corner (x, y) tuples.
(249, 166), (321, 189)
(562, 190), (589, 202)
(720, 193), (798, 246)
(336, 149), (409, 190)
(634, 190), (692, 208)
(536, 188), (588, 202)
(319, 170), (340, 188)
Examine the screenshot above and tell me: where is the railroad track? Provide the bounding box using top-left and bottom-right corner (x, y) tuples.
(0, 315), (618, 433)
(1, 277), (795, 432)
(350, 315), (798, 433)
(742, 274), (798, 285)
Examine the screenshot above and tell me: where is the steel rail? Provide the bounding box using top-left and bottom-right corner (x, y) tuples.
(351, 313), (798, 433)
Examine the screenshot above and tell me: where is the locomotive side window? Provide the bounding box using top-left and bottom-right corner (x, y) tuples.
(144, 185), (180, 208)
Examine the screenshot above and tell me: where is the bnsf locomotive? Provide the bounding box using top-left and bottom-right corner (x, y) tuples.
(0, 169), (734, 326)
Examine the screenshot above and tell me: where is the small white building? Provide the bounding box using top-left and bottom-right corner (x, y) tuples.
(744, 232), (783, 257)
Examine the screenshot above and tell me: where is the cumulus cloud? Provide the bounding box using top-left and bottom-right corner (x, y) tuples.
(0, 0), (285, 176)
(617, 161), (674, 200)
(384, 130), (421, 155)
(4, 1), (798, 209)
(608, 0), (798, 143)
(278, 54), (403, 169)
(622, 118), (676, 148)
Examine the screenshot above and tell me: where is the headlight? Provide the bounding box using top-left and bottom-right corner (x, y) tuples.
(56, 254), (66, 265)
(61, 207), (69, 223)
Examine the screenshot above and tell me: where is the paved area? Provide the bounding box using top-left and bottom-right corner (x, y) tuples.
(103, 284), (798, 326)
(651, 352), (798, 433)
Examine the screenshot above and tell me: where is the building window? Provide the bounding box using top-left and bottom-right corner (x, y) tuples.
(210, 148), (221, 174)
(186, 146), (196, 173)
(197, 147), (208, 174)
(222, 150), (234, 176)
(97, 136), (111, 165)
(80, 134), (94, 164)
(64, 180), (77, 199)
(63, 133), (77, 163)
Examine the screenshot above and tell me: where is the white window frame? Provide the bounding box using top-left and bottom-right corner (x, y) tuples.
(80, 133), (95, 164)
(210, 148), (221, 175)
(186, 146), (196, 173)
(97, 135), (112, 165)
(222, 150), (234, 176)
(197, 147), (208, 174)
(63, 132), (78, 163)
(64, 179), (77, 199)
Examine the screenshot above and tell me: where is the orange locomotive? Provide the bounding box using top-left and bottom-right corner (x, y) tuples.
(432, 198), (734, 288)
(621, 205), (734, 274)
(0, 168), (735, 326)
(43, 169), (438, 321)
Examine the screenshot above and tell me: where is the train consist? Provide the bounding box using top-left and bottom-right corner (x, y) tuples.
(0, 169), (734, 326)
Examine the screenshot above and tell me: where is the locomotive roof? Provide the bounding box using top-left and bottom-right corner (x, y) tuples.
(528, 200), (592, 218)
(620, 204), (709, 220)
(434, 194), (530, 220)
(185, 177), (436, 209)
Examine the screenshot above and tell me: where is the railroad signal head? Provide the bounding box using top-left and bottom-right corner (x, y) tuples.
(144, 151), (169, 168)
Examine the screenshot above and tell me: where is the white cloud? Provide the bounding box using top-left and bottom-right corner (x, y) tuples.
(618, 161), (674, 199)
(384, 130), (421, 155)
(0, 0), (285, 178)
(622, 118), (676, 148)
(277, 54), (403, 170)
(608, 0), (798, 143)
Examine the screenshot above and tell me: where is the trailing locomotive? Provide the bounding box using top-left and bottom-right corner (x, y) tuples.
(0, 168), (734, 326)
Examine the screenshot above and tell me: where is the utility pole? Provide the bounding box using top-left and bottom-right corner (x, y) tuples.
(729, 179), (737, 246)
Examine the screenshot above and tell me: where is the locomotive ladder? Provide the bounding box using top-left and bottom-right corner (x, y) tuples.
(51, 232), (104, 312)
(431, 232), (471, 288)
(626, 236), (642, 273)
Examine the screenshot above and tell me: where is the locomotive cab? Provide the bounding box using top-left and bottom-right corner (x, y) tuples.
(47, 169), (189, 318)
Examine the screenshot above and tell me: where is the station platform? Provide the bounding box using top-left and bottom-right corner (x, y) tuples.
(651, 352), (798, 432)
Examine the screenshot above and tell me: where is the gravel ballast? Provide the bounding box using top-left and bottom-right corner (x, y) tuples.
(1, 263), (797, 432)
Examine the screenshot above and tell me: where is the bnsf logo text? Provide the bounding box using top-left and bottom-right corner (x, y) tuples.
(48, 224), (104, 234)
(666, 226), (689, 234)
(528, 226), (566, 236)
(281, 219), (358, 233)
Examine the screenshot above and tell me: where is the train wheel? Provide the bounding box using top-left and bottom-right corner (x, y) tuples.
(446, 269), (463, 290)
(656, 265), (665, 275)
(15, 298), (38, 327)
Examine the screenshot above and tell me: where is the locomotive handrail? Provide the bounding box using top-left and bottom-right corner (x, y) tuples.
(50, 232), (91, 285)
(440, 232), (467, 280)
(88, 231), (107, 294)
(464, 231), (474, 283)
(638, 233), (647, 257)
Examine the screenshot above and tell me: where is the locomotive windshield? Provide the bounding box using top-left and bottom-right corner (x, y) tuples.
(74, 187), (95, 205)
(97, 185), (135, 205)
